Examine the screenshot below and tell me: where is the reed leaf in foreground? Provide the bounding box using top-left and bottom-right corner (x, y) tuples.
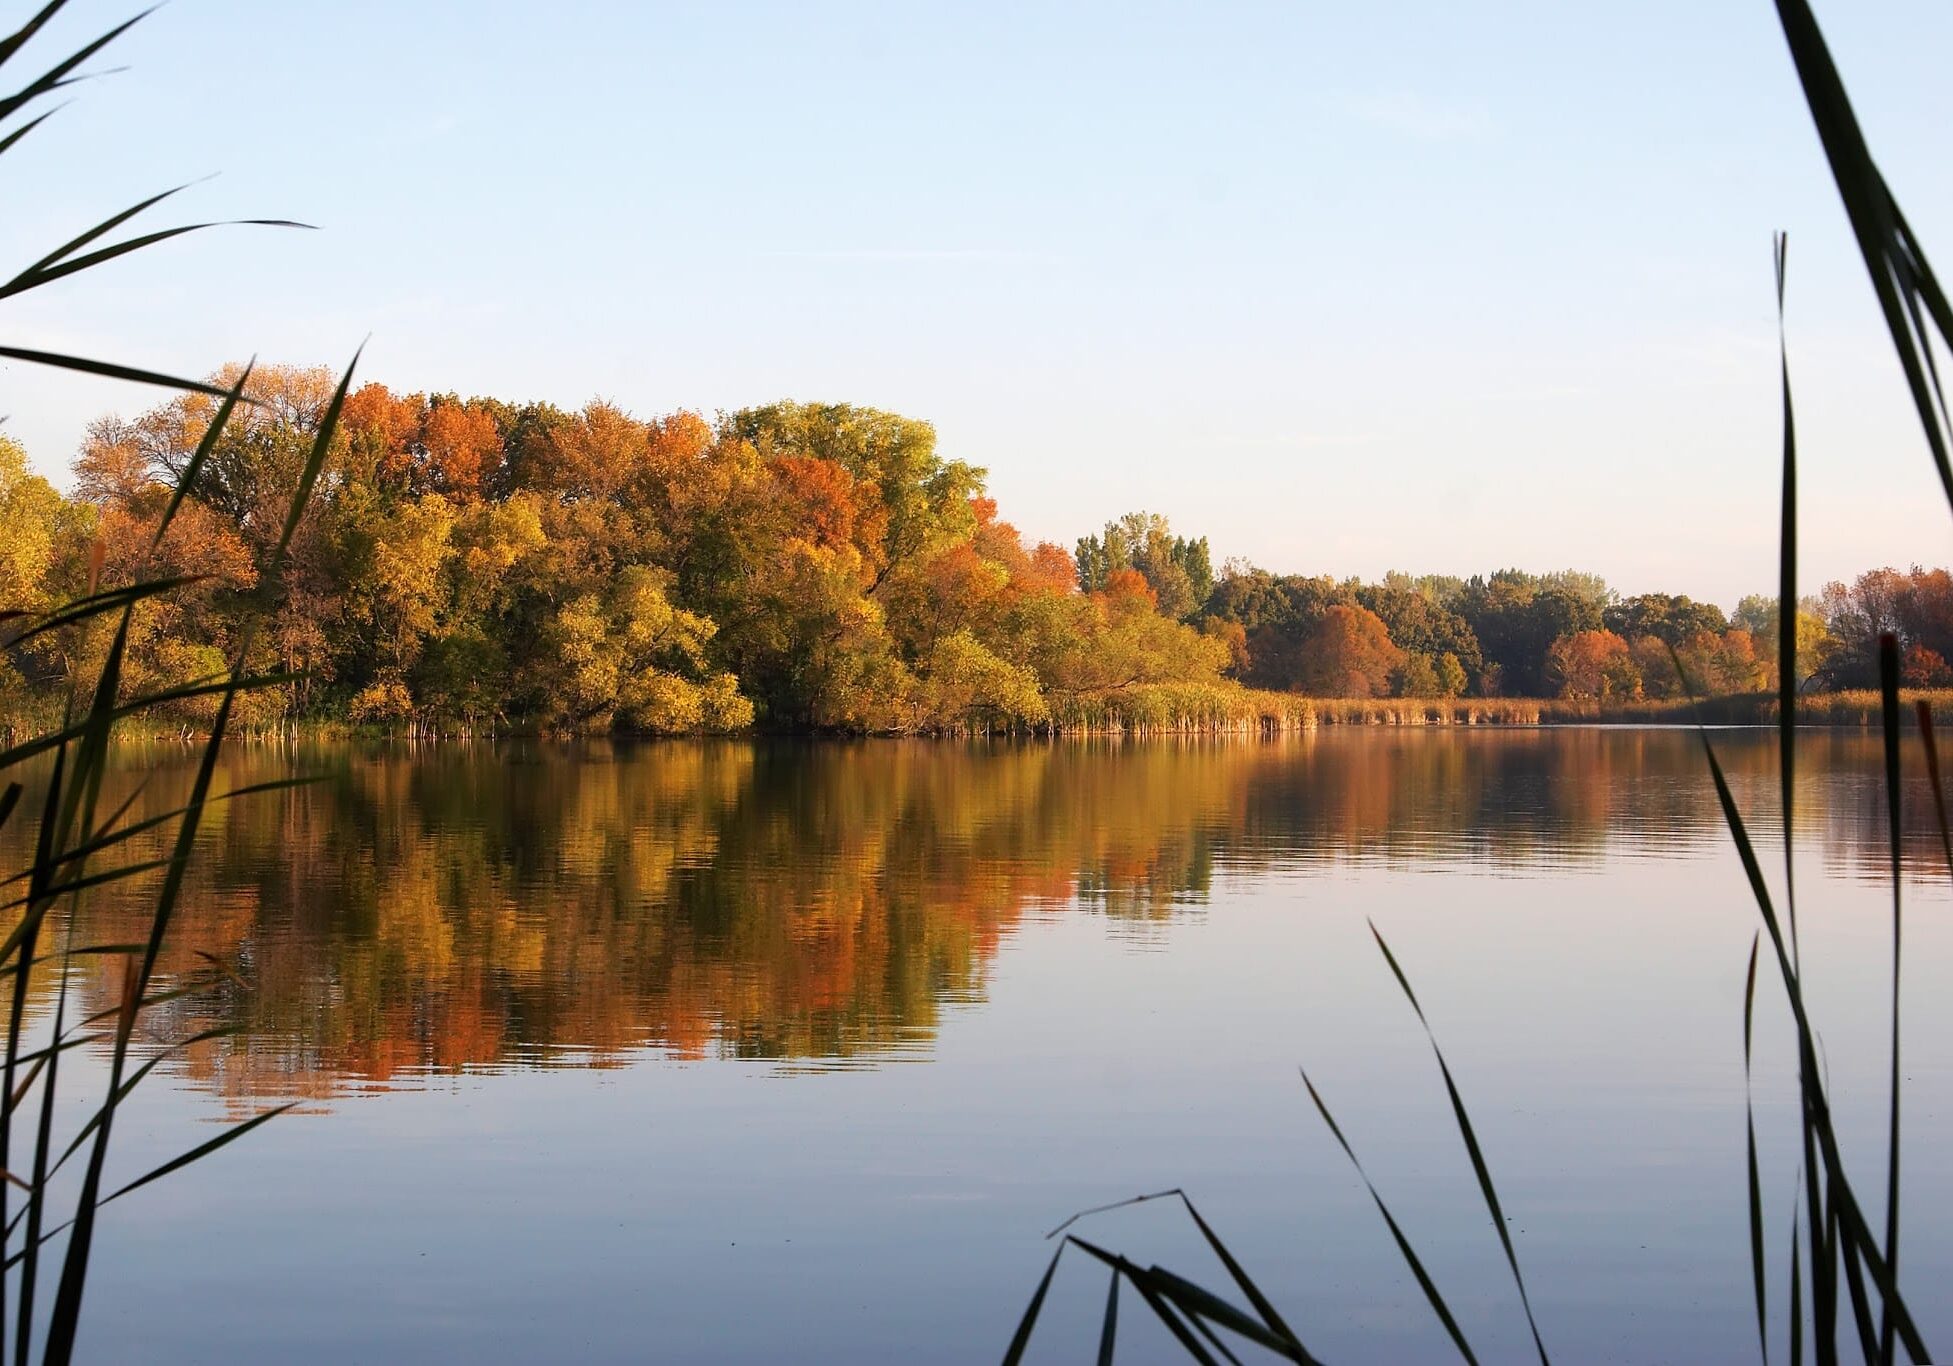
(2, 7), (350, 1355)
(1089, 1262), (1118, 1366)
(1001, 1243), (1066, 1366)
(1006, 934), (1548, 1365)
(1768, 230), (1833, 1364)
(1775, 0), (1953, 510)
(1773, 231), (1801, 971)
(0, 344), (243, 398)
(1003, 1192), (1325, 1365)
(1367, 921), (1550, 1366)
(33, 350), (356, 1365)
(1692, 728), (1929, 1362)
(1875, 635), (1902, 1365)
(1917, 706), (1953, 876)
(1301, 1069), (1477, 1365)
(1744, 933), (1768, 1366)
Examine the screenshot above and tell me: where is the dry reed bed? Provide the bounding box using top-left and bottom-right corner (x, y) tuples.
(1042, 687), (1953, 736)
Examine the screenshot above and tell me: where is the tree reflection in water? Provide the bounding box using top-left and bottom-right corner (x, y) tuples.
(3, 730), (1931, 1108)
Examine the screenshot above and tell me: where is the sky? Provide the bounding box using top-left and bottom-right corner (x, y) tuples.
(2, 0), (1950, 608)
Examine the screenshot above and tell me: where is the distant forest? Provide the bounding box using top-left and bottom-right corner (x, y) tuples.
(2, 366), (1948, 735)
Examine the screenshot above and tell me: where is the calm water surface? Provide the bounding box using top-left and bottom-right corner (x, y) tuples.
(16, 730), (1953, 1363)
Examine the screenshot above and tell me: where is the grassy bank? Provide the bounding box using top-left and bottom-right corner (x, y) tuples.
(1539, 689), (1953, 727)
(23, 685), (1953, 745)
(1042, 685), (1953, 734)
(1043, 687), (1529, 733)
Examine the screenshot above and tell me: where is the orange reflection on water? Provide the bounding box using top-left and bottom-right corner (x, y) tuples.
(6, 729), (1934, 1107)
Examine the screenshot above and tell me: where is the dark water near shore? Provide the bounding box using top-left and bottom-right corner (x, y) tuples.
(14, 730), (1953, 1363)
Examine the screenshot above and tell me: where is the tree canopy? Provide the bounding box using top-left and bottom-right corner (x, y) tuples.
(4, 373), (1943, 736)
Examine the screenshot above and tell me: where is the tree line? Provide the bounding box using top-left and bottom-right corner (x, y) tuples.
(2, 365), (1948, 734)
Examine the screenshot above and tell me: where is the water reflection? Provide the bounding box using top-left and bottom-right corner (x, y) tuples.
(10, 729), (1937, 1098)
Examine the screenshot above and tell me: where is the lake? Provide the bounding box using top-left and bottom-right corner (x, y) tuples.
(13, 729), (1952, 1363)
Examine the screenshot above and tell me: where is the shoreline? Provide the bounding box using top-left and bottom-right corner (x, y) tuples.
(21, 685), (1951, 748)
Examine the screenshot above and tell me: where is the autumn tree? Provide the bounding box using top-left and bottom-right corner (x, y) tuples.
(1393, 653), (1441, 698)
(1602, 593), (1727, 645)
(529, 567), (750, 731)
(1075, 511), (1213, 619)
(0, 435), (66, 615)
(1458, 570), (1607, 696)
(1901, 644), (1953, 687)
(1546, 630), (1639, 700)
(1357, 578), (1484, 687)
(1298, 605), (1402, 697)
(1731, 593), (1833, 691)
(907, 630), (1048, 732)
(123, 363), (345, 559)
(1198, 569), (1361, 691)
(1815, 566), (1953, 687)
(726, 402), (981, 587)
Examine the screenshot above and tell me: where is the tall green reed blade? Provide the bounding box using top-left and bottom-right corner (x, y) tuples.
(1172, 1192), (1318, 1363)
(275, 346), (360, 561)
(49, 1026), (252, 1189)
(16, 910), (76, 1366)
(1097, 1265), (1120, 1366)
(6, 180), (202, 288)
(153, 362), (253, 547)
(1916, 705), (1953, 875)
(1062, 1240), (1226, 1366)
(0, 5), (152, 124)
(5, 586), (131, 1366)
(1017, 1191), (1320, 1365)
(0, 776), (318, 892)
(0, 211), (315, 300)
(38, 347), (355, 1364)
(0, 579), (206, 657)
(1831, 1181), (1878, 1364)
(0, 1114), (300, 1276)
(2, 6), (342, 1359)
(1041, 1189), (1320, 1363)
(0, 172), (312, 298)
(97, 1102), (297, 1206)
(0, 105), (59, 160)
(1875, 634), (1901, 1366)
(1367, 921), (1550, 1365)
(0, 742), (65, 1366)
(11, 599), (140, 1366)
(1767, 229), (1834, 1363)
(1300, 1067), (1480, 1364)
(1144, 1263), (1302, 1362)
(1001, 1243), (1066, 1366)
(1744, 933), (1768, 1366)
(1125, 1278), (1220, 1366)
(1773, 0), (1953, 509)
(0, 3), (68, 69)
(0, 346), (245, 398)
(1773, 231), (1800, 969)
(1694, 733), (1930, 1361)
(0, 671), (301, 779)
(1790, 1188), (1804, 1366)
(0, 855), (177, 912)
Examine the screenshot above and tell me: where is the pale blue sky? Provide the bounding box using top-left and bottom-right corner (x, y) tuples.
(4, 0), (1950, 606)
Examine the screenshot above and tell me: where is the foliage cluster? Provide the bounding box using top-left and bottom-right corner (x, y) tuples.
(5, 386), (1233, 736)
(11, 402), (1946, 737)
(1194, 564), (1947, 706)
